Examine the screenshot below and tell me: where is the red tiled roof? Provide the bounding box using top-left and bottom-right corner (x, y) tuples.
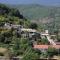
(34, 45), (48, 49)
(33, 45), (60, 49)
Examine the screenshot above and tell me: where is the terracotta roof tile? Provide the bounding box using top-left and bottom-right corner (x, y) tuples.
(34, 45), (48, 49)
(34, 45), (60, 49)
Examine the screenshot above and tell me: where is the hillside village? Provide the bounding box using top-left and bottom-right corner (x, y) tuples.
(0, 4), (60, 60)
(0, 22), (60, 60)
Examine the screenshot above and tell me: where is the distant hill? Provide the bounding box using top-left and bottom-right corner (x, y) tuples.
(11, 4), (50, 19)
(3, 4), (60, 32)
(8, 4), (60, 20)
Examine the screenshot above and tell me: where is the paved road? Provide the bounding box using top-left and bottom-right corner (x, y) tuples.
(46, 35), (56, 45)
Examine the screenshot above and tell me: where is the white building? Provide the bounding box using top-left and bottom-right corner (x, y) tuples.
(21, 28), (37, 38)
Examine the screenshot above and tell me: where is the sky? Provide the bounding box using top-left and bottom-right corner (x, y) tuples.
(0, 0), (60, 6)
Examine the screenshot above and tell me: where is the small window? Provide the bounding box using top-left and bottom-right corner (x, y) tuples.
(21, 31), (24, 34)
(30, 32), (33, 33)
(0, 53), (4, 56)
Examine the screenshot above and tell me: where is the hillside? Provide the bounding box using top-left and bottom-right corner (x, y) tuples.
(8, 4), (60, 20)
(11, 4), (50, 19)
(0, 4), (60, 60)
(0, 4), (27, 26)
(7, 4), (60, 33)
(1, 4), (60, 32)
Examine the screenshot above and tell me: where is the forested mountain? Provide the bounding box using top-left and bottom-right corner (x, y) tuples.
(0, 4), (28, 27)
(8, 4), (60, 20)
(4, 4), (60, 33)
(9, 4), (50, 19)
(0, 4), (24, 19)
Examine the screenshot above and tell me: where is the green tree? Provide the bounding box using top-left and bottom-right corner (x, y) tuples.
(23, 48), (40, 60)
(54, 29), (59, 41)
(29, 23), (38, 29)
(13, 38), (20, 56)
(57, 36), (60, 42)
(0, 30), (13, 44)
(47, 47), (58, 58)
(41, 38), (49, 44)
